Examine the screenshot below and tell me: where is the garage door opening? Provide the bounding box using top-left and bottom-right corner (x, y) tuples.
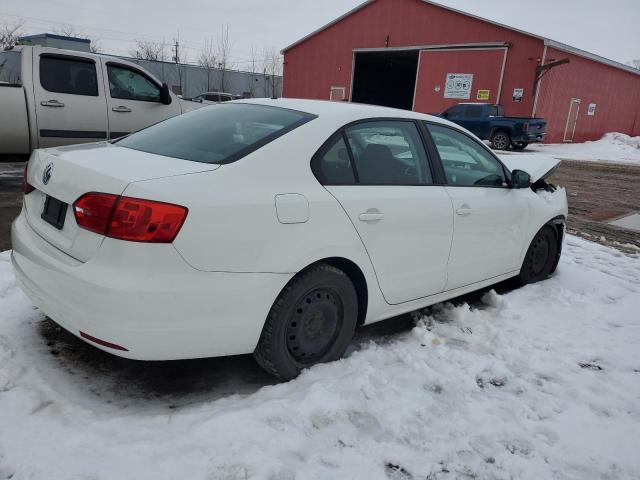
(351, 50), (418, 110)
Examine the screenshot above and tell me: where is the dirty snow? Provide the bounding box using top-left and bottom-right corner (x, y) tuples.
(527, 132), (640, 164)
(1, 235), (640, 479)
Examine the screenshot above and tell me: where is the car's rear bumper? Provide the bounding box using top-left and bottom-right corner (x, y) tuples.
(11, 210), (292, 360)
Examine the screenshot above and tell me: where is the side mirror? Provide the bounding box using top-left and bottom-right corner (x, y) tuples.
(159, 83), (172, 105)
(511, 169), (531, 188)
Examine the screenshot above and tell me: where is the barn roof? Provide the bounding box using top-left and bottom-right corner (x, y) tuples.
(281, 0), (640, 76)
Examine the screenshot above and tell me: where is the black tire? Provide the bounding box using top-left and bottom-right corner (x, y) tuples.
(491, 131), (511, 150)
(512, 142), (529, 151)
(254, 264), (358, 380)
(516, 226), (559, 286)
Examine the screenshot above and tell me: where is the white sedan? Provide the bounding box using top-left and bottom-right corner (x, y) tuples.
(11, 99), (568, 380)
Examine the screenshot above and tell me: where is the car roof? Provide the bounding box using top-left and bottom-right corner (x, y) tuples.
(236, 98), (446, 124)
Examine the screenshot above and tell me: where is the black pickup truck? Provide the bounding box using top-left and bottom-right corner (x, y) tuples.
(439, 103), (546, 150)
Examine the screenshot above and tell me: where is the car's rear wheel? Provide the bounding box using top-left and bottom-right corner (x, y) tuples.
(516, 226), (559, 285)
(513, 142), (529, 151)
(491, 131), (511, 150)
(254, 264), (358, 380)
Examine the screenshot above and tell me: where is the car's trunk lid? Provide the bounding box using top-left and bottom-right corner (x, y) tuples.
(24, 142), (219, 261)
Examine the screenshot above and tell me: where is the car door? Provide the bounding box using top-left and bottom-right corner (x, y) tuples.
(316, 119), (454, 305)
(101, 61), (181, 140)
(33, 48), (109, 148)
(425, 123), (529, 290)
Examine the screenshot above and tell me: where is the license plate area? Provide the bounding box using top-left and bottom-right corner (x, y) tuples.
(41, 196), (68, 230)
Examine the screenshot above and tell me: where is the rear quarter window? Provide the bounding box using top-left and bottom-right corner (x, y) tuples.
(0, 51), (22, 86)
(116, 103), (316, 164)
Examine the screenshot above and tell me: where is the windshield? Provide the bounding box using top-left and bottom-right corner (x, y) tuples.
(117, 103), (316, 164)
(0, 51), (22, 86)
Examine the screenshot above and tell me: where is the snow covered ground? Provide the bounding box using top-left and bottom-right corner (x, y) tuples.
(1, 235), (640, 479)
(527, 133), (640, 165)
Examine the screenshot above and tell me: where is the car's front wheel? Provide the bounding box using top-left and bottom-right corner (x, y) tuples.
(516, 226), (559, 285)
(254, 264), (358, 380)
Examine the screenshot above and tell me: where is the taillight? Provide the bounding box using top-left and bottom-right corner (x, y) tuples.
(74, 193), (119, 235)
(23, 164), (35, 194)
(523, 122), (529, 132)
(73, 193), (188, 243)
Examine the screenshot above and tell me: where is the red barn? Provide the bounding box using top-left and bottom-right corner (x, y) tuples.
(282, 0), (640, 143)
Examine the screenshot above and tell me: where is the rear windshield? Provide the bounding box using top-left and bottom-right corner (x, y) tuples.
(0, 51), (22, 87)
(117, 103), (316, 164)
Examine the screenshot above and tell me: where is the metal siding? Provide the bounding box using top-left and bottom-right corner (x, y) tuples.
(283, 0), (543, 118)
(413, 49), (505, 113)
(536, 47), (640, 143)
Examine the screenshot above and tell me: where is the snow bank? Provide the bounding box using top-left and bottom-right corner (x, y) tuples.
(1, 236), (640, 479)
(528, 132), (640, 164)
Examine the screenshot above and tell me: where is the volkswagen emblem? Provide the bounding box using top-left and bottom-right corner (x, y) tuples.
(42, 163), (53, 185)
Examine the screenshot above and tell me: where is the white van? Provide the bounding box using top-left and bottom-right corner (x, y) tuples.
(0, 45), (202, 154)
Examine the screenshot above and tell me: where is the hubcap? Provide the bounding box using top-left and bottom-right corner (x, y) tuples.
(530, 236), (550, 275)
(494, 134), (509, 149)
(286, 288), (342, 364)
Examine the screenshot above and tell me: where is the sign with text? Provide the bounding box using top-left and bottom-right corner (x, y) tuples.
(444, 73), (473, 99)
(512, 88), (524, 102)
(587, 103), (597, 116)
(477, 90), (490, 101)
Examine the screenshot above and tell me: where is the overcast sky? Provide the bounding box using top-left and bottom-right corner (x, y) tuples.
(1, 0), (638, 67)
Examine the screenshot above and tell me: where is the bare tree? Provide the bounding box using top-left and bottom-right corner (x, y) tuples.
(627, 59), (640, 70)
(262, 47), (283, 98)
(216, 24), (234, 92)
(130, 39), (168, 61)
(198, 37), (217, 92)
(0, 20), (25, 50)
(52, 24), (101, 53)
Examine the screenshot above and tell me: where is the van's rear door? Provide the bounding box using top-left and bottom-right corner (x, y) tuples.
(32, 47), (109, 149)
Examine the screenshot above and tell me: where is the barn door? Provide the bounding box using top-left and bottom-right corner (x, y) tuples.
(413, 48), (506, 114)
(563, 98), (581, 142)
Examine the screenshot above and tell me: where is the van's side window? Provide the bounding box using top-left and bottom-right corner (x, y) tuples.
(107, 65), (161, 102)
(40, 56), (98, 96)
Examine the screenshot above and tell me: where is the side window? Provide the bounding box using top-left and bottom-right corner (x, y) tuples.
(314, 135), (356, 185)
(488, 105), (499, 117)
(40, 56), (98, 96)
(427, 124), (506, 187)
(107, 64), (160, 102)
(443, 105), (464, 118)
(465, 105), (483, 118)
(205, 94), (220, 102)
(344, 121), (432, 185)
(219, 94), (232, 102)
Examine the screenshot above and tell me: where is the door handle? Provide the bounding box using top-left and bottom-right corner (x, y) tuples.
(358, 209), (384, 223)
(456, 206), (472, 216)
(40, 100), (64, 107)
(112, 106), (132, 113)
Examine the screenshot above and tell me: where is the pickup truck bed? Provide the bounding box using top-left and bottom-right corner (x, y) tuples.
(439, 103), (546, 150)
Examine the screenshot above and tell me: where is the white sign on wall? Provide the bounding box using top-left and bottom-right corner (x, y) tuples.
(444, 73), (474, 99)
(512, 88), (524, 102)
(587, 103), (597, 116)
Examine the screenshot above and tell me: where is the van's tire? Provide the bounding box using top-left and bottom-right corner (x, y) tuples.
(513, 142), (529, 151)
(254, 264), (358, 381)
(515, 226), (559, 286)
(491, 131), (511, 150)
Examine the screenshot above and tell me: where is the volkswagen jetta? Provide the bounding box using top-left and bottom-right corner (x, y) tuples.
(11, 99), (567, 379)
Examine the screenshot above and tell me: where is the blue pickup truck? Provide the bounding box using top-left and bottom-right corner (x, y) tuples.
(439, 103), (546, 150)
